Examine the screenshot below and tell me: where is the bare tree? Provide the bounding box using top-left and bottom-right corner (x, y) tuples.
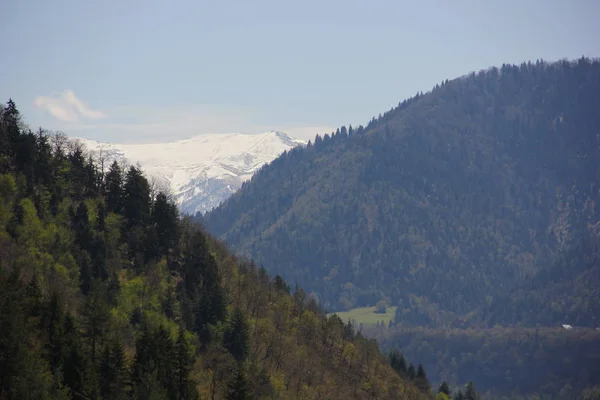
(50, 131), (69, 157)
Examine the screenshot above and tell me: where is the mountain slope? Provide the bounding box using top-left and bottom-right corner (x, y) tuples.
(204, 58), (600, 327)
(78, 131), (305, 215)
(0, 100), (431, 399)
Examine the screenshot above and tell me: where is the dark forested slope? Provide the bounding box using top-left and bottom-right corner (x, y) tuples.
(205, 58), (600, 327)
(0, 101), (431, 399)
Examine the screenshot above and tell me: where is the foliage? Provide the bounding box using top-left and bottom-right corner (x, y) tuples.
(205, 57), (600, 326)
(203, 58), (600, 398)
(0, 100), (431, 399)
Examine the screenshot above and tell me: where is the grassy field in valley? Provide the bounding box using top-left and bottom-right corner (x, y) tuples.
(329, 306), (397, 326)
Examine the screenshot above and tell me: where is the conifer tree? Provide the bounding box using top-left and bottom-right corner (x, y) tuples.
(44, 292), (66, 373)
(224, 308), (250, 362)
(453, 390), (465, 400)
(464, 381), (480, 400)
(81, 283), (109, 364)
(105, 161), (123, 213)
(174, 326), (196, 400)
(226, 365), (251, 400)
(389, 349), (407, 377)
(415, 363), (430, 392)
(407, 363), (416, 380)
(62, 314), (92, 400)
(438, 380), (451, 396)
(152, 191), (179, 258)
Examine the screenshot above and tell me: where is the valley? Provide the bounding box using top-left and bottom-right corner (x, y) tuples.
(4, 1), (599, 399)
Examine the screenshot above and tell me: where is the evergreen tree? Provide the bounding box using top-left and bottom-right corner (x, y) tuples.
(99, 339), (129, 400)
(0, 99), (21, 161)
(453, 390), (465, 400)
(223, 308), (250, 362)
(438, 380), (451, 396)
(174, 326), (196, 400)
(105, 161), (123, 213)
(415, 363), (430, 392)
(67, 145), (88, 200)
(389, 349), (407, 377)
(44, 292), (66, 373)
(81, 283), (110, 364)
(72, 202), (92, 251)
(152, 191), (179, 258)
(226, 365), (251, 400)
(464, 381), (479, 400)
(62, 314), (92, 400)
(123, 165), (151, 229)
(407, 363), (416, 380)
(25, 275), (42, 317)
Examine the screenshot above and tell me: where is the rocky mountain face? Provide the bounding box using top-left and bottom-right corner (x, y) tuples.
(77, 130), (305, 214)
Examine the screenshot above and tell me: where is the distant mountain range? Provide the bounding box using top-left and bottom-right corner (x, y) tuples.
(77, 130), (305, 215)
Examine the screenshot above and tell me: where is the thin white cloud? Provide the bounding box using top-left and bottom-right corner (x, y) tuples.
(34, 90), (106, 122)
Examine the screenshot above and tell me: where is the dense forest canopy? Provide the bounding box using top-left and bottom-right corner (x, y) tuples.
(204, 57), (600, 327)
(0, 100), (439, 399)
(203, 58), (600, 399)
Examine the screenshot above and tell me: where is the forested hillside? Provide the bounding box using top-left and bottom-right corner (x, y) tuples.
(203, 58), (600, 399)
(205, 58), (600, 327)
(0, 100), (434, 399)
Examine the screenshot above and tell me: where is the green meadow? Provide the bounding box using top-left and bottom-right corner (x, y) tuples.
(329, 306), (397, 326)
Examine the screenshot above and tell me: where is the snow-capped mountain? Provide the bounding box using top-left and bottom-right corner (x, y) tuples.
(77, 131), (305, 215)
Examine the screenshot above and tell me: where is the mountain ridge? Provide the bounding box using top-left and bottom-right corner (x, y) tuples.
(77, 130), (306, 215)
(204, 57), (600, 323)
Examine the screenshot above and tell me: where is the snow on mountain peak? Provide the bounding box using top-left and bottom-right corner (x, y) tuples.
(77, 131), (306, 215)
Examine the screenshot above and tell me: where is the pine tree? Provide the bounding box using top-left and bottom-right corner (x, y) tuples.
(105, 161), (123, 213)
(72, 202), (92, 251)
(154, 325), (177, 399)
(81, 283), (109, 364)
(415, 363), (430, 392)
(226, 365), (251, 400)
(407, 363), (416, 380)
(132, 324), (154, 386)
(99, 345), (114, 398)
(174, 326), (196, 400)
(453, 390), (465, 400)
(25, 275), (42, 317)
(111, 340), (129, 396)
(97, 202), (106, 232)
(0, 99), (21, 161)
(123, 165), (151, 229)
(223, 308), (249, 362)
(99, 340), (129, 400)
(438, 380), (451, 396)
(389, 349), (407, 377)
(464, 381), (479, 400)
(44, 292), (66, 373)
(62, 313), (92, 400)
(152, 191), (179, 258)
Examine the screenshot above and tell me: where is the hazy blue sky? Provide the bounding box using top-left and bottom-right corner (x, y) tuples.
(1, 0), (598, 142)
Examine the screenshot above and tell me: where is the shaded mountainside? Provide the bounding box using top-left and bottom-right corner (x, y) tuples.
(204, 58), (600, 328)
(0, 102), (433, 399)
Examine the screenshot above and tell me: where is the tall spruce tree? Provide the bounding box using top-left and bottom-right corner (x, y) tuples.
(223, 308), (249, 362)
